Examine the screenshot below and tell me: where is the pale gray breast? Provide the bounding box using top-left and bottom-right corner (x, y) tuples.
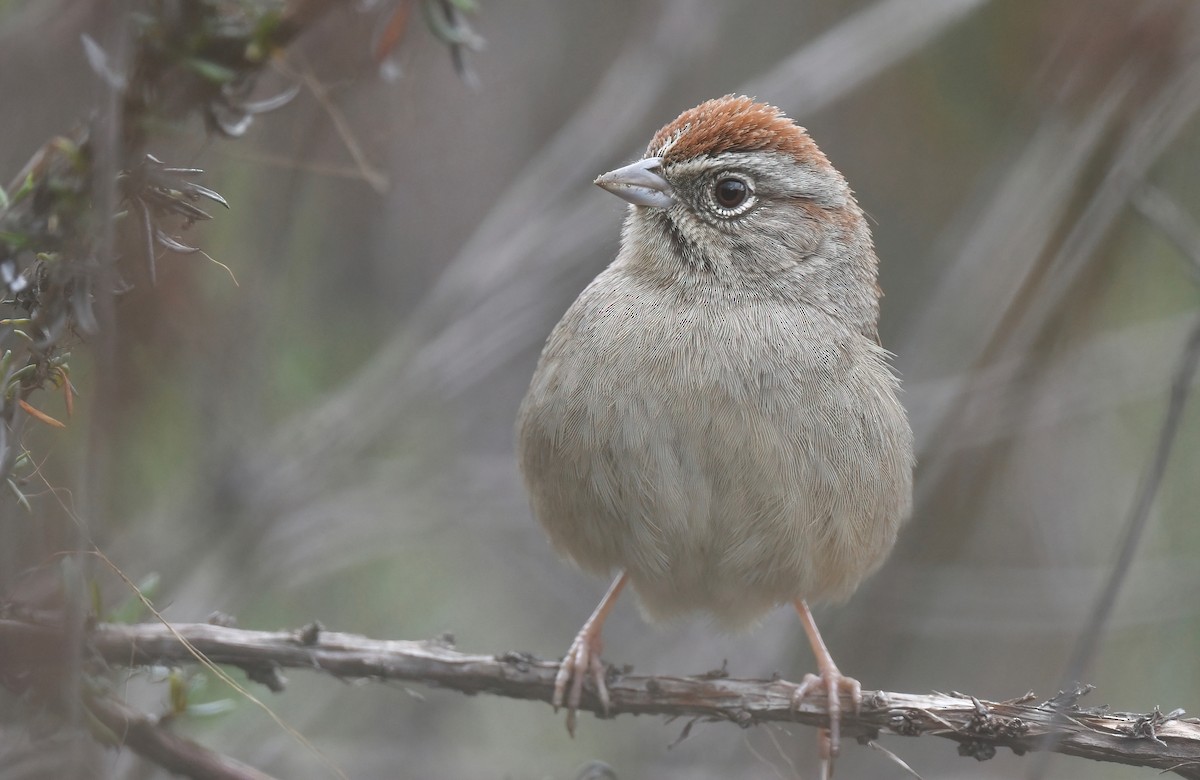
(517, 268), (913, 625)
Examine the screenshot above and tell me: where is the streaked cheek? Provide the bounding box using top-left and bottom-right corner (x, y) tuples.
(751, 208), (823, 257)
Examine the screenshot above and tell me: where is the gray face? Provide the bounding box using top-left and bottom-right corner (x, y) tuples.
(641, 151), (854, 279)
(664, 151), (848, 217)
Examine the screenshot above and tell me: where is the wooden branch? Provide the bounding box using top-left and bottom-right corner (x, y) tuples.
(85, 694), (279, 780)
(3, 618), (1198, 777)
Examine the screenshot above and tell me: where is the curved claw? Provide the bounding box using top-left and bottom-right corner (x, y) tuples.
(553, 624), (609, 736)
(551, 573), (628, 736)
(791, 668), (863, 763)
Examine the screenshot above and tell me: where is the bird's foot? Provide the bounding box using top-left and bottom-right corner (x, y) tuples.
(790, 666), (862, 763)
(553, 623), (609, 736)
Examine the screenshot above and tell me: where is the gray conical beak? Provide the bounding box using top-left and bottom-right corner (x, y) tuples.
(594, 156), (677, 209)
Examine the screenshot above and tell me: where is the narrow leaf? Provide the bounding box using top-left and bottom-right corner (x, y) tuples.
(18, 398), (67, 429)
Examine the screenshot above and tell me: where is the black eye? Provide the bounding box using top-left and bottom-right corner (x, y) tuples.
(714, 177), (749, 210)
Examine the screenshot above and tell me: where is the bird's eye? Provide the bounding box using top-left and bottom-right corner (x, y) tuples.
(715, 178), (747, 208)
(711, 175), (754, 216)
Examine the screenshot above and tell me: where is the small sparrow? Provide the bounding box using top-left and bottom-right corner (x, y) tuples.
(517, 95), (914, 759)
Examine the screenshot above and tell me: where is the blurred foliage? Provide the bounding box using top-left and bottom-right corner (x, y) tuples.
(0, 0), (483, 514)
(0, 0), (299, 509)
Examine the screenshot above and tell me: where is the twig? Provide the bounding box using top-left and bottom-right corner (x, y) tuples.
(1132, 181), (1200, 280)
(1059, 261), (1200, 687)
(3, 618), (1200, 778)
(284, 60), (391, 194)
(85, 693), (280, 780)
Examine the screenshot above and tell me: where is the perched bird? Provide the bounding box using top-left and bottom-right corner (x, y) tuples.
(517, 95), (914, 758)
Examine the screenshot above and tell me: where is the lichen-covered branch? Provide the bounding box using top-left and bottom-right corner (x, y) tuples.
(3, 617), (1198, 778)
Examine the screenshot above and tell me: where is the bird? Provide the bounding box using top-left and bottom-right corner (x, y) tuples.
(516, 95), (914, 760)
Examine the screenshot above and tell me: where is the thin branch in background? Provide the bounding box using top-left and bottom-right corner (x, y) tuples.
(220, 147), (391, 183)
(746, 0), (988, 110)
(866, 740), (926, 780)
(739, 727), (794, 780)
(1131, 181), (1200, 281)
(1021, 179), (1200, 780)
(85, 694), (280, 780)
(1049, 187), (1200, 739)
(909, 40), (1200, 508)
(69, 5), (131, 776)
(286, 60), (391, 194)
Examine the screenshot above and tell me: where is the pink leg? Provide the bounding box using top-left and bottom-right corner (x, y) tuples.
(791, 599), (862, 765)
(554, 572), (628, 736)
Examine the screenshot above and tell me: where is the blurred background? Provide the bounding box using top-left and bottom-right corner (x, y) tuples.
(2, 0), (1200, 777)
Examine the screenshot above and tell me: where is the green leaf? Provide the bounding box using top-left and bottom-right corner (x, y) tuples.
(11, 171), (35, 204)
(184, 57), (238, 84)
(168, 669), (189, 714)
(0, 183), (9, 211)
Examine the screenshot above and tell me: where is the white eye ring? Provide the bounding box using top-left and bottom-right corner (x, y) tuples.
(710, 173), (755, 217)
